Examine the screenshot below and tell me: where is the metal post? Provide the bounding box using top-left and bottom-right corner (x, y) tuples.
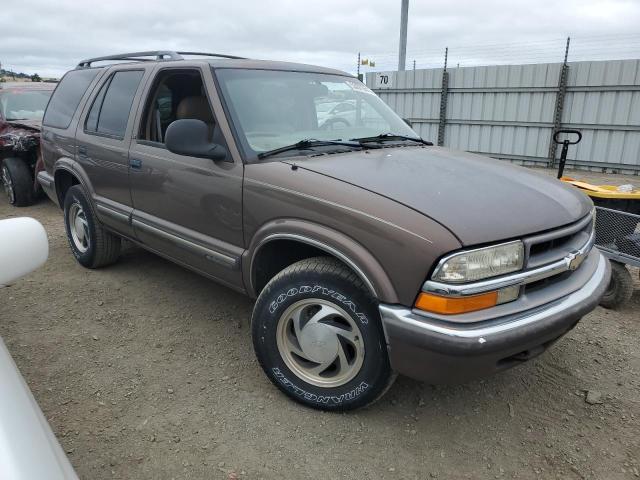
(357, 52), (361, 79)
(437, 47), (449, 146)
(413, 59), (416, 70)
(398, 0), (409, 71)
(548, 37), (571, 167)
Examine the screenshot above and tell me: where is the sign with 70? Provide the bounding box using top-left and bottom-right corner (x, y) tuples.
(374, 73), (392, 89)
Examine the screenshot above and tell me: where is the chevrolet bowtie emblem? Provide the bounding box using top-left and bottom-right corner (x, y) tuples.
(566, 251), (585, 271)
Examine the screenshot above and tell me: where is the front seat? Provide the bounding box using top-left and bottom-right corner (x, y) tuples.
(176, 96), (215, 138)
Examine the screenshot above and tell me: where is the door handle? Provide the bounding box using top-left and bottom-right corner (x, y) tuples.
(129, 158), (143, 170)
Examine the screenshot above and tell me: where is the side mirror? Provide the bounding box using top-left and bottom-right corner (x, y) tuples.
(0, 218), (49, 286)
(165, 119), (229, 162)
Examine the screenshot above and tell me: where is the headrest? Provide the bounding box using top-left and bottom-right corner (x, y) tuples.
(176, 96), (214, 124)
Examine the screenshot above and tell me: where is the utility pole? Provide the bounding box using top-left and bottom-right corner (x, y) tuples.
(357, 52), (361, 80)
(398, 0), (409, 71)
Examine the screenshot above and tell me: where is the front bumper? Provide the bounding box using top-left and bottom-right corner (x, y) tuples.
(378, 251), (610, 384)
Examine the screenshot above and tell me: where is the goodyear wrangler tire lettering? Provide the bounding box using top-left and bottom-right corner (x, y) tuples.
(272, 368), (370, 404)
(268, 284), (367, 325)
(252, 257), (394, 411)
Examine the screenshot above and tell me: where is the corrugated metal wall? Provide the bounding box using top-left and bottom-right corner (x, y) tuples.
(366, 59), (640, 174)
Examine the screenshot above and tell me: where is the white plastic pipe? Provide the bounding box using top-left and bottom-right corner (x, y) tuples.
(0, 217), (49, 286)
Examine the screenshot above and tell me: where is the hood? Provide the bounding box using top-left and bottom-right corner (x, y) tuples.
(5, 119), (42, 132)
(286, 146), (592, 246)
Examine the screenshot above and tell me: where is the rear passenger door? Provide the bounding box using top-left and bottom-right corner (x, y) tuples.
(128, 65), (245, 290)
(75, 67), (150, 237)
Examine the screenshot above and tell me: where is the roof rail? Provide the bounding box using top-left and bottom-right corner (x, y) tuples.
(76, 51), (246, 68)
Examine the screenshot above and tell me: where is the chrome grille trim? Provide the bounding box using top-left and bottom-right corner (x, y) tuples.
(525, 213), (594, 269)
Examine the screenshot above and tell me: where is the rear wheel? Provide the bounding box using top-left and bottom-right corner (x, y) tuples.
(1, 157), (35, 207)
(251, 257), (394, 411)
(63, 185), (121, 268)
(599, 261), (633, 309)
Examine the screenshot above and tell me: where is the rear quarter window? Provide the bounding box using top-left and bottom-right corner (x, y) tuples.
(43, 69), (100, 129)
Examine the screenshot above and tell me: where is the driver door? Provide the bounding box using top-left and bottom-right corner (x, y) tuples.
(128, 65), (245, 290)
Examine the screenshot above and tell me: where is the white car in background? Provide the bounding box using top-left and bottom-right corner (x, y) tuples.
(316, 100), (357, 130)
(0, 217), (78, 480)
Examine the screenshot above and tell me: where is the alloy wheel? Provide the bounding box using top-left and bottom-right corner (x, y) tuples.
(276, 298), (365, 388)
(1, 165), (15, 204)
(68, 203), (90, 253)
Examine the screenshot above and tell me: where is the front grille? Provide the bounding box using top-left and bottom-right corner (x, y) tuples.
(523, 270), (573, 294)
(524, 213), (593, 269)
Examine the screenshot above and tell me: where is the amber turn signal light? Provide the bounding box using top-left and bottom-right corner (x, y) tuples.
(414, 291), (498, 315)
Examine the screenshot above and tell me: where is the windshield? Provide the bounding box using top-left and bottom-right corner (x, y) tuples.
(0, 90), (53, 121)
(215, 69), (417, 158)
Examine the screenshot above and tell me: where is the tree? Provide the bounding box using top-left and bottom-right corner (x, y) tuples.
(31, 73), (41, 83)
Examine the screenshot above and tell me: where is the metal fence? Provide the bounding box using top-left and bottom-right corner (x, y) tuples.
(366, 59), (640, 174)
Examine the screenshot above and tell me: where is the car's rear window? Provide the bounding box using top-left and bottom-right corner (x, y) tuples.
(0, 90), (52, 121)
(43, 69), (100, 129)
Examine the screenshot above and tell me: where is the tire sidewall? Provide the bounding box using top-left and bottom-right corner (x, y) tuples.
(64, 186), (97, 267)
(252, 265), (390, 410)
(2, 158), (33, 206)
(600, 262), (633, 309)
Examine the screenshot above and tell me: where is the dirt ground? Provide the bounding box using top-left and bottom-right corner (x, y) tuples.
(1, 168), (639, 480)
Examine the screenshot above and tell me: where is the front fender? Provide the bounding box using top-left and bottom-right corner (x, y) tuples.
(243, 219), (399, 303)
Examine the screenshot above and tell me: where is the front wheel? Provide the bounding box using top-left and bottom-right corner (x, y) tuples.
(1, 157), (35, 207)
(251, 257), (394, 411)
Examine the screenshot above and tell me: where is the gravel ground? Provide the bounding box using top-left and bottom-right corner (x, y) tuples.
(1, 168), (639, 480)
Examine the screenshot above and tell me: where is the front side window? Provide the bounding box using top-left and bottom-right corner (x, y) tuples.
(85, 70), (144, 138)
(0, 90), (53, 121)
(138, 69), (215, 145)
(43, 69), (100, 129)
(215, 69), (415, 158)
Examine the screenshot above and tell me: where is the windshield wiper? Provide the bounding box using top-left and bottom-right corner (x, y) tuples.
(257, 139), (362, 159)
(6, 118), (28, 121)
(351, 133), (433, 146)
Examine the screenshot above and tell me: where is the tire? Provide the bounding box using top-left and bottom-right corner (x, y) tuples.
(251, 257), (395, 411)
(599, 261), (633, 309)
(63, 184), (121, 268)
(1, 157), (35, 207)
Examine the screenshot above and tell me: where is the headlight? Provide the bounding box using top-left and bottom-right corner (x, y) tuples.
(432, 241), (524, 284)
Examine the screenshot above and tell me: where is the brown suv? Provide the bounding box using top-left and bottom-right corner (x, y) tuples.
(38, 51), (610, 411)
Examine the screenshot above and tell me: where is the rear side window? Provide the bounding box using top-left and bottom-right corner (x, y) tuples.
(85, 70), (144, 138)
(43, 69), (100, 129)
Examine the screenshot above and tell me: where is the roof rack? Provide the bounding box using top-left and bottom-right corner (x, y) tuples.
(76, 51), (246, 68)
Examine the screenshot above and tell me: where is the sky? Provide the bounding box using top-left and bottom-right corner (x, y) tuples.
(1, 0), (639, 78)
